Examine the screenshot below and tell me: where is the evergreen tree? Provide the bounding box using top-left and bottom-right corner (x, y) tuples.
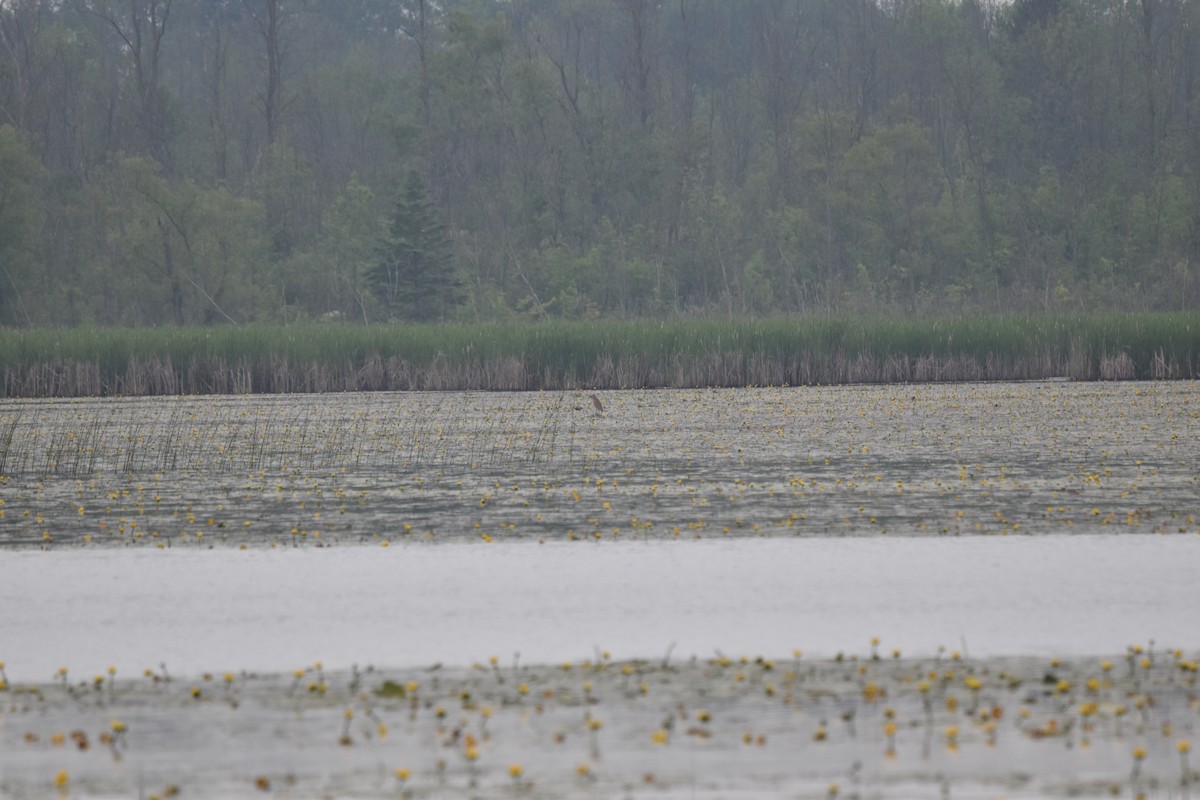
(369, 170), (463, 321)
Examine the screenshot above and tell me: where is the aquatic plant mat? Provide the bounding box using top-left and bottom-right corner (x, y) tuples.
(1, 383), (1197, 547)
(2, 648), (1198, 799)
(2, 314), (1198, 397)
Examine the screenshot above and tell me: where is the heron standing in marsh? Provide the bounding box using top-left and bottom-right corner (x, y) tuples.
(589, 393), (604, 416)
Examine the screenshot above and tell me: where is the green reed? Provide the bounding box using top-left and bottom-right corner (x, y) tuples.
(1, 313), (1196, 396)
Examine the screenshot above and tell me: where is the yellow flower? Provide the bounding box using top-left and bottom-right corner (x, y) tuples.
(54, 770), (69, 788)
(508, 763), (523, 778)
(464, 746), (479, 761)
(1179, 739), (1192, 754)
(394, 767), (411, 781)
(651, 729), (669, 745)
(576, 763), (591, 776)
(1133, 746), (1147, 761)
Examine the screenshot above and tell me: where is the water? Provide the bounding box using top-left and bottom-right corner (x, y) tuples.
(1, 382), (1197, 548)
(1, 382), (1198, 799)
(2, 536), (1198, 799)
(3, 536), (1199, 681)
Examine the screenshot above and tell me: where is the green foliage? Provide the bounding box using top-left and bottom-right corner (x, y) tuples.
(0, 0), (1198, 325)
(322, 175), (383, 323)
(0, 126), (43, 325)
(369, 170), (464, 322)
(2, 314), (1197, 395)
(80, 157), (269, 326)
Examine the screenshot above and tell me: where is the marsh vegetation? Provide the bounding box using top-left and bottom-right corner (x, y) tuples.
(2, 315), (1198, 397)
(1, 382), (1197, 548)
(2, 642), (1198, 799)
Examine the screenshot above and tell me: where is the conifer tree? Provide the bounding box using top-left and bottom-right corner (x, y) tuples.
(369, 170), (463, 321)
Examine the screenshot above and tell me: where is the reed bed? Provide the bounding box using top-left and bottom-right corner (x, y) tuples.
(1, 314), (1197, 397)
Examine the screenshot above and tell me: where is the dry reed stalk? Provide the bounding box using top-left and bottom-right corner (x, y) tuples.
(1151, 350), (1179, 380)
(4, 342), (1199, 398)
(1099, 352), (1136, 380)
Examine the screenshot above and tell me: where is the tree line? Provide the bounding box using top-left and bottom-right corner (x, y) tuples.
(0, 0), (1197, 327)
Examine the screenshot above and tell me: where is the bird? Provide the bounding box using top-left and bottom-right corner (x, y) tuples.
(589, 393), (604, 416)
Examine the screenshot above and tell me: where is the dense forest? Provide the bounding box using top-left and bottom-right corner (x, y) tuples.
(0, 0), (1198, 327)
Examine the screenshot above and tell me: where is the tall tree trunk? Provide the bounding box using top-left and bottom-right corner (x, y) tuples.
(246, 0), (284, 146)
(84, 0), (173, 165)
(1139, 0), (1158, 166)
(203, 8), (230, 181)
